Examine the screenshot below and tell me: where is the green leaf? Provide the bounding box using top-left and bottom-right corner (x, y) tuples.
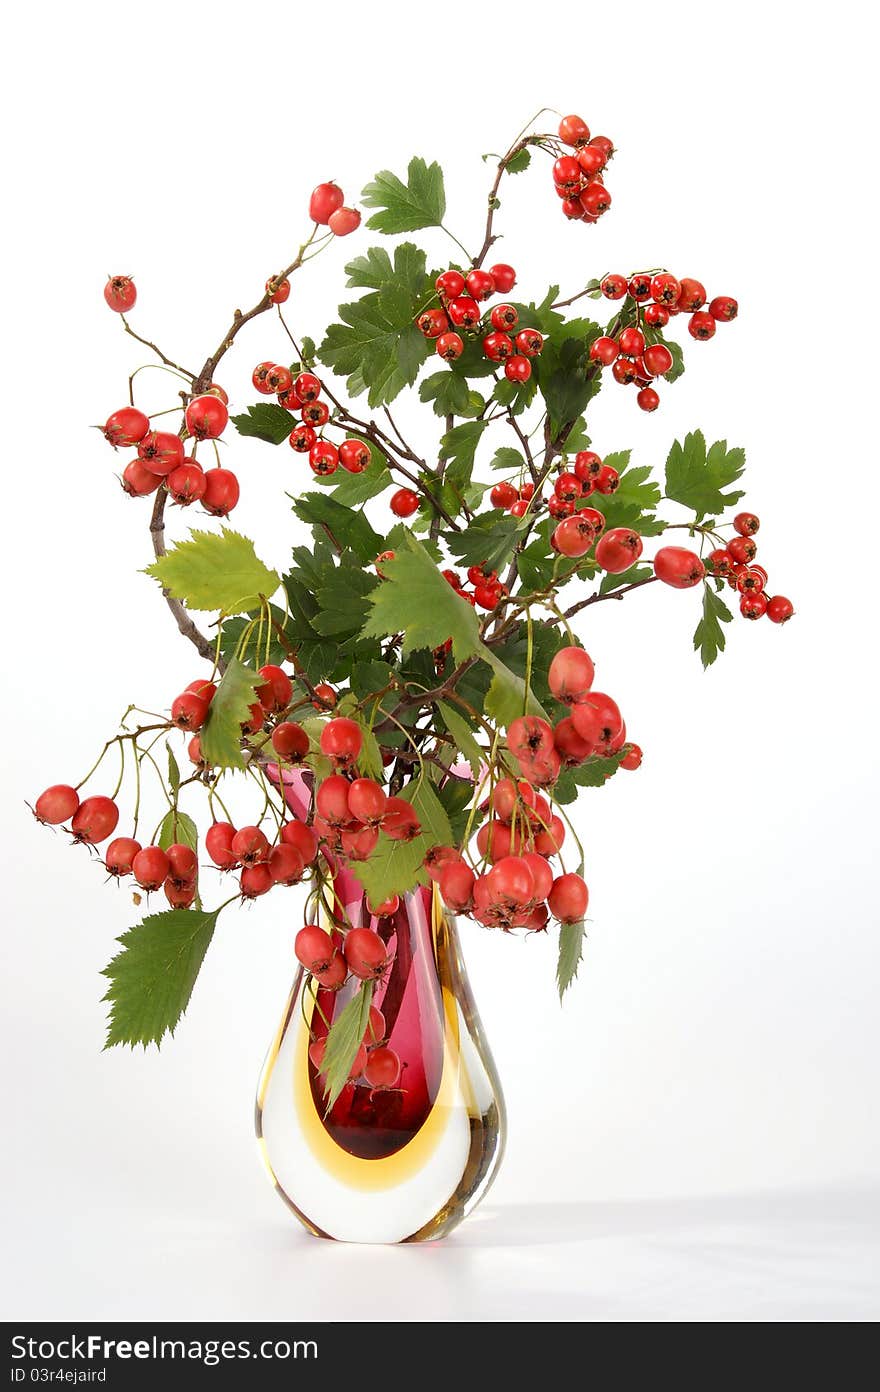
(490, 446), (527, 473)
(665, 431), (746, 522)
(230, 402), (296, 444)
(102, 907), (219, 1048)
(505, 147), (531, 174)
(293, 491), (384, 565)
(361, 532), (483, 662)
(166, 743), (180, 793)
(318, 243), (433, 408)
(693, 581), (733, 668)
(326, 447), (391, 506)
(577, 452), (662, 535)
(199, 658), (263, 770)
(535, 319), (602, 433)
(598, 562), (654, 596)
(362, 157), (446, 233)
(483, 654), (548, 725)
(439, 420), (487, 486)
(436, 700), (483, 780)
(312, 564), (378, 638)
(444, 512), (525, 573)
(144, 528), (280, 614)
(158, 808), (198, 853)
(419, 370), (472, 418)
(319, 983), (374, 1109)
(350, 779), (452, 904)
(556, 920), (585, 999)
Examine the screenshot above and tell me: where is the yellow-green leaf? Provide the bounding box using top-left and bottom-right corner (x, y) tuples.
(144, 528), (280, 613)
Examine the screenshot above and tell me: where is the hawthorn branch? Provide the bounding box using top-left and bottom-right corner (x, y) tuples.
(148, 490), (219, 665)
(120, 316), (195, 380)
(564, 574), (660, 618)
(473, 135), (539, 269)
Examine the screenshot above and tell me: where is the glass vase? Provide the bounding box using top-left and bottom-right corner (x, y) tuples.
(255, 776), (505, 1244)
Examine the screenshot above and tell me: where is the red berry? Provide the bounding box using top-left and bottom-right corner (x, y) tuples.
(644, 303), (669, 327)
(137, 431), (185, 477)
(580, 182), (611, 216)
(166, 842), (198, 887)
(309, 441), (339, 476)
(486, 855), (534, 908)
(620, 743), (643, 771)
(439, 860), (476, 912)
(740, 592), (768, 620)
(312, 683), (337, 709)
(264, 844), (302, 887)
(653, 546), (705, 588)
(465, 269), (496, 301)
(103, 275), (136, 312)
(612, 358), (638, 385)
(105, 837), (141, 876)
(637, 386), (660, 412)
(505, 354), (532, 383)
(766, 595), (794, 624)
(256, 664), (292, 712)
(364, 1046), (401, 1089)
(554, 717), (594, 765)
(507, 715), (555, 766)
(483, 331), (513, 361)
(266, 276), (290, 304)
(313, 953), (347, 990)
(271, 722), (309, 763)
(689, 311), (716, 341)
(103, 407), (150, 447)
(315, 774), (352, 826)
(344, 928), (388, 981)
(560, 198), (584, 221)
(295, 925), (336, 974)
(364, 1005), (387, 1043)
(436, 332), (464, 361)
(534, 816), (566, 857)
(166, 461), (206, 505)
(553, 155), (582, 192)
(231, 825), (270, 866)
(390, 487), (419, 518)
(600, 274), (627, 301)
(488, 262), (516, 293)
(294, 372), (322, 403)
(728, 535), (757, 565)
(516, 328), (544, 357)
(417, 307), (450, 339)
(185, 395), (228, 440)
(573, 691), (623, 747)
(436, 270), (466, 299)
(558, 114), (591, 145)
(265, 365), (292, 394)
(170, 690), (209, 731)
(34, 784), (80, 825)
(347, 778), (386, 825)
(447, 296), (480, 329)
(280, 820), (319, 864)
(490, 304), (519, 332)
(588, 337), (618, 368)
(548, 873), (589, 924)
(594, 464), (620, 494)
(709, 296), (738, 322)
(288, 424), (316, 453)
(554, 472), (583, 503)
(549, 646), (595, 703)
(206, 822), (237, 869)
(253, 362), (275, 393)
(576, 145), (606, 177)
(121, 458), (162, 497)
(328, 206), (361, 236)
(650, 274), (681, 305)
(382, 797), (421, 841)
(202, 467), (239, 516)
(302, 399), (330, 427)
(618, 327), (645, 357)
(490, 480), (518, 508)
(240, 863), (273, 898)
(677, 278), (707, 312)
(552, 515), (593, 557)
(733, 512), (760, 536)
(132, 845), (170, 891)
(338, 438), (370, 473)
(643, 344), (673, 377)
(309, 182), (344, 225)
(596, 527), (643, 574)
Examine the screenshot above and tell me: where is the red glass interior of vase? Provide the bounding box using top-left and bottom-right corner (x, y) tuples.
(309, 884), (446, 1160)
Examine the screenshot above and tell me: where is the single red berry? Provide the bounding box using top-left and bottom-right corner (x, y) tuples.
(202, 468), (239, 516)
(255, 664), (292, 713)
(309, 441), (339, 476)
(232, 826), (270, 866)
(294, 371), (322, 403)
(709, 296), (738, 322)
(271, 722), (309, 763)
(296, 924), (336, 973)
(548, 496), (574, 519)
(166, 842), (198, 888)
(288, 424), (316, 453)
(265, 844), (303, 887)
(338, 438), (370, 473)
(165, 880), (196, 908)
(740, 592), (769, 620)
(483, 331), (513, 361)
(560, 197), (585, 221)
(620, 743), (643, 772)
(766, 595), (794, 624)
(579, 506), (606, 535)
(644, 303), (669, 327)
(707, 549), (733, 576)
(576, 145), (606, 177)
(573, 451), (602, 483)
(650, 274), (681, 305)
(737, 568), (766, 595)
(505, 354), (532, 383)
(240, 863), (273, 898)
(132, 845), (170, 892)
(435, 270), (466, 299)
(389, 487), (419, 518)
(488, 263), (516, 293)
(265, 365), (292, 394)
(486, 855), (535, 908)
(447, 296), (480, 329)
(600, 276), (627, 304)
(474, 582), (501, 610)
(345, 928), (389, 981)
(34, 784), (79, 825)
(121, 458), (162, 496)
(313, 953), (347, 990)
(320, 716), (363, 765)
(507, 715), (555, 765)
(103, 275), (136, 312)
(728, 535), (758, 564)
(688, 311), (716, 341)
(589, 135), (614, 156)
(589, 336), (619, 367)
(580, 182), (611, 216)
(594, 464), (620, 494)
(553, 155), (582, 192)
(382, 797), (421, 841)
(364, 1005), (387, 1044)
(490, 480), (518, 509)
(637, 386), (660, 412)
(490, 304), (519, 332)
(252, 362), (275, 393)
(439, 861), (476, 912)
(653, 546), (706, 588)
(465, 269), (496, 301)
(733, 512), (760, 536)
(103, 407), (150, 448)
(572, 691), (623, 747)
(105, 837), (142, 877)
(595, 527), (643, 573)
(554, 472), (583, 503)
(137, 431), (185, 477)
(516, 328), (544, 357)
(328, 206), (360, 236)
(312, 683), (336, 709)
(436, 332), (464, 361)
(301, 400), (330, 427)
(618, 327), (646, 357)
(549, 873), (589, 924)
(280, 819), (319, 864)
(166, 461), (206, 506)
(558, 114), (591, 146)
(643, 343), (674, 377)
(206, 822), (237, 869)
(627, 274), (651, 301)
(266, 276), (290, 304)
(185, 395), (228, 440)
(417, 307), (449, 338)
(677, 278), (707, 312)
(552, 515), (593, 557)
(347, 778), (387, 825)
(309, 182), (344, 225)
(170, 690), (209, 731)
(549, 646), (595, 703)
(364, 1046), (401, 1089)
(612, 358), (638, 385)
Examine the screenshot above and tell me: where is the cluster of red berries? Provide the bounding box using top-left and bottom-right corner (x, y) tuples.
(418, 263), (544, 384)
(253, 364), (369, 479)
(706, 514), (794, 623)
(486, 450), (619, 528)
(295, 927), (401, 1089)
(553, 115), (615, 224)
(308, 181), (361, 238)
(591, 272), (738, 412)
(102, 394), (237, 515)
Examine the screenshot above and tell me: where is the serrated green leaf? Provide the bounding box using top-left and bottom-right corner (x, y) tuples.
(230, 402), (296, 444)
(557, 920), (585, 999)
(319, 983), (374, 1109)
(158, 808), (198, 853)
(362, 156), (446, 233)
(598, 562), (654, 596)
(439, 419), (487, 488)
(443, 512), (526, 572)
(311, 564), (378, 637)
(436, 700), (484, 780)
(419, 370), (472, 418)
(144, 529), (280, 614)
(490, 446), (527, 473)
(665, 431), (746, 521)
(535, 319), (603, 433)
(166, 743), (180, 793)
(361, 532), (483, 662)
(293, 491), (384, 564)
(693, 581), (733, 668)
(199, 658), (262, 770)
(102, 907), (219, 1048)
(505, 147), (531, 174)
(577, 452), (663, 535)
(483, 654), (547, 725)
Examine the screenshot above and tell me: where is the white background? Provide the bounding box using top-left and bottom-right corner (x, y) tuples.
(2, 0), (878, 1322)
